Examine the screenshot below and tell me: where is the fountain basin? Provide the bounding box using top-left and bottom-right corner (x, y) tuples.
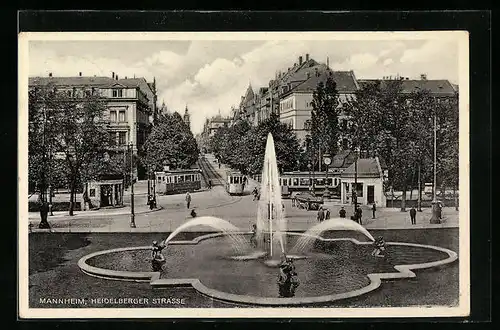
(78, 232), (457, 306)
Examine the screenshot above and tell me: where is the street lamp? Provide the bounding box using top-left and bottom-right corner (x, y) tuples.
(307, 163), (312, 193)
(429, 110), (441, 224)
(129, 142), (136, 228)
(353, 149), (359, 216)
(323, 153), (331, 199)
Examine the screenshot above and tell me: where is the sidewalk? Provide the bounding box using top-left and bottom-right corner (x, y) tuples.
(28, 204), (163, 221)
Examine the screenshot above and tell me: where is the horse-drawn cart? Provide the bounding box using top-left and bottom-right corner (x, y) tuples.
(292, 192), (324, 211)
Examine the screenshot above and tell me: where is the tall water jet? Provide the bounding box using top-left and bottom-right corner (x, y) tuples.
(291, 218), (375, 253)
(256, 133), (286, 259)
(163, 216), (249, 254)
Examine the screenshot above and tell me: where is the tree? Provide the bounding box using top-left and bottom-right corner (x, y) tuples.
(29, 85), (110, 216)
(142, 112), (199, 171)
(311, 76), (340, 167)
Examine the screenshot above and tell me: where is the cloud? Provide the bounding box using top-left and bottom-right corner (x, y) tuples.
(383, 58), (393, 66)
(331, 53), (379, 71)
(29, 39), (459, 134)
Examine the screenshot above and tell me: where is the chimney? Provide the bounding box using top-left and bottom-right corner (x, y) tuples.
(125, 76), (127, 79)
(112, 72), (115, 79)
(48, 72), (52, 77)
(420, 73), (427, 80)
(299, 56), (303, 65)
(116, 75), (119, 80)
(79, 72), (82, 77)
(306, 53), (309, 61)
(327, 56), (329, 67)
(405, 77), (409, 80)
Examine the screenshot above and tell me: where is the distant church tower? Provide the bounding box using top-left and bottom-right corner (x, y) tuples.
(183, 105), (191, 130)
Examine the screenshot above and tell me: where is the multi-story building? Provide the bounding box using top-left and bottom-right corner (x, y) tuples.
(28, 72), (158, 179)
(278, 59), (359, 144)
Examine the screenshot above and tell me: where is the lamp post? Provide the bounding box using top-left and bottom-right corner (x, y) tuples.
(429, 110), (441, 224)
(307, 163), (312, 193)
(129, 143), (136, 228)
(323, 153), (331, 199)
(353, 149), (359, 216)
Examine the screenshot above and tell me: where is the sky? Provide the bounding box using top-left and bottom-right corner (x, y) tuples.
(28, 38), (459, 134)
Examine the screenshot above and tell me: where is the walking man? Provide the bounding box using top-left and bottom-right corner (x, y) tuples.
(357, 207), (363, 225)
(372, 203), (376, 219)
(325, 208), (331, 220)
(410, 207), (417, 225)
(339, 206), (346, 218)
(317, 207), (325, 223)
(185, 192), (192, 209)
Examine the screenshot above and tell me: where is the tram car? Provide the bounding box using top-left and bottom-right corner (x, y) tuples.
(155, 169), (202, 195)
(226, 171), (247, 195)
(279, 171), (341, 198)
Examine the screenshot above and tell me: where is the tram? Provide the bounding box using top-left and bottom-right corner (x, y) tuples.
(279, 171), (341, 198)
(155, 169), (202, 195)
(226, 171), (247, 195)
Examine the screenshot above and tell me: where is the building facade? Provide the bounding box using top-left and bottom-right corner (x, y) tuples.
(29, 73), (158, 180)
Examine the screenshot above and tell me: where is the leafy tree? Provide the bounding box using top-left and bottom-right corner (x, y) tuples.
(242, 113), (302, 175)
(142, 112), (199, 171)
(29, 85), (109, 216)
(310, 76), (340, 166)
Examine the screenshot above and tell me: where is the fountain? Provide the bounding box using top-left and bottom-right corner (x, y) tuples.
(78, 132), (458, 305)
(162, 216), (250, 254)
(256, 134), (287, 263)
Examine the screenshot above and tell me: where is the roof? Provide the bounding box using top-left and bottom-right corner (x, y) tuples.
(330, 150), (358, 169)
(29, 76), (118, 87)
(358, 79), (457, 96)
(282, 63), (359, 96)
(29, 76), (155, 99)
(340, 158), (383, 178)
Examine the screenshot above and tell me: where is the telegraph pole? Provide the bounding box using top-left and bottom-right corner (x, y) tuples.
(129, 143), (136, 228)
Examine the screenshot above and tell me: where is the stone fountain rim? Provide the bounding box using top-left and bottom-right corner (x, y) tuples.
(77, 232), (458, 306)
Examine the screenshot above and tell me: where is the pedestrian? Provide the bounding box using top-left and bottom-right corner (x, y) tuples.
(185, 192), (191, 209)
(282, 203), (285, 212)
(437, 201), (443, 219)
(190, 209), (197, 218)
(357, 207), (363, 225)
(339, 206), (346, 218)
(317, 207), (325, 223)
(372, 203), (376, 219)
(410, 207), (417, 225)
(252, 187), (258, 201)
(218, 162), (221, 169)
(38, 201), (50, 229)
(325, 208), (331, 220)
(208, 180), (212, 190)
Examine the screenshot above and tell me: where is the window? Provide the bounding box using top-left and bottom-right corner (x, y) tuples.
(90, 189), (95, 197)
(353, 183), (363, 197)
(110, 111), (117, 122)
(112, 89), (123, 97)
(118, 132), (126, 145)
(299, 178), (309, 186)
(67, 90), (71, 97)
(293, 178), (299, 186)
(91, 87), (96, 95)
(304, 120), (311, 130)
(119, 110), (126, 122)
(85, 90), (91, 97)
